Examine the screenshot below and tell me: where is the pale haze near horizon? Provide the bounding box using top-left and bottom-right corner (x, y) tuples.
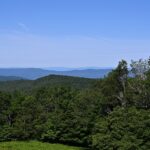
(0, 0), (150, 68)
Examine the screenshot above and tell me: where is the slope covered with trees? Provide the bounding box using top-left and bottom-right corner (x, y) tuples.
(0, 76), (24, 81)
(0, 75), (95, 92)
(0, 58), (150, 150)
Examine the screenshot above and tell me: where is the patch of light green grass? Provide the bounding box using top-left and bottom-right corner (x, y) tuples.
(0, 141), (85, 150)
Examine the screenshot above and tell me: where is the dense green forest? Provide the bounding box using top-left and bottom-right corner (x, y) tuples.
(0, 75), (95, 92)
(0, 58), (150, 150)
(0, 76), (24, 81)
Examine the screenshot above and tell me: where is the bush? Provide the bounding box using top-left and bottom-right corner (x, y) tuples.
(92, 107), (150, 150)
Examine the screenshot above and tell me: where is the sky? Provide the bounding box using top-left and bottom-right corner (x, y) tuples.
(0, 0), (150, 68)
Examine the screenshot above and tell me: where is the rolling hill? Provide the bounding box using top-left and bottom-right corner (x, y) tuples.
(0, 75), (96, 92)
(0, 76), (24, 81)
(0, 68), (112, 79)
(0, 68), (50, 80)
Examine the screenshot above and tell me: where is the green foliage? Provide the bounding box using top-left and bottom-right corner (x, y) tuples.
(92, 107), (150, 150)
(0, 58), (150, 149)
(0, 75), (95, 92)
(99, 60), (129, 114)
(0, 76), (24, 81)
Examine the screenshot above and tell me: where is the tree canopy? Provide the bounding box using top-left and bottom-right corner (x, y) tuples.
(0, 58), (150, 150)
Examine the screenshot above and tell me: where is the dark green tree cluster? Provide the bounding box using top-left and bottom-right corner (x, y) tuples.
(0, 58), (150, 150)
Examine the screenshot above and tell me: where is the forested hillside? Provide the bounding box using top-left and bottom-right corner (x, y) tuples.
(0, 76), (24, 81)
(0, 58), (150, 150)
(0, 75), (95, 92)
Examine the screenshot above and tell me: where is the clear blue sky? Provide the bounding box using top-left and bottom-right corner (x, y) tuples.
(0, 0), (150, 67)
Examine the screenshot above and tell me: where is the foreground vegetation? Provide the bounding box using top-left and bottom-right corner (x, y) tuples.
(0, 141), (84, 150)
(0, 58), (150, 149)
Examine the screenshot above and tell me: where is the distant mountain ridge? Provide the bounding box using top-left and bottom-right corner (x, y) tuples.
(0, 68), (112, 80)
(44, 67), (113, 71)
(0, 68), (50, 80)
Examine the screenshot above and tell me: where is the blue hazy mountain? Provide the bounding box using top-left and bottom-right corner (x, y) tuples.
(0, 68), (112, 80)
(0, 68), (50, 80)
(44, 67), (113, 71)
(51, 69), (112, 79)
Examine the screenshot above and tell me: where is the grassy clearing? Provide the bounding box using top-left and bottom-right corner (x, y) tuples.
(0, 141), (85, 150)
